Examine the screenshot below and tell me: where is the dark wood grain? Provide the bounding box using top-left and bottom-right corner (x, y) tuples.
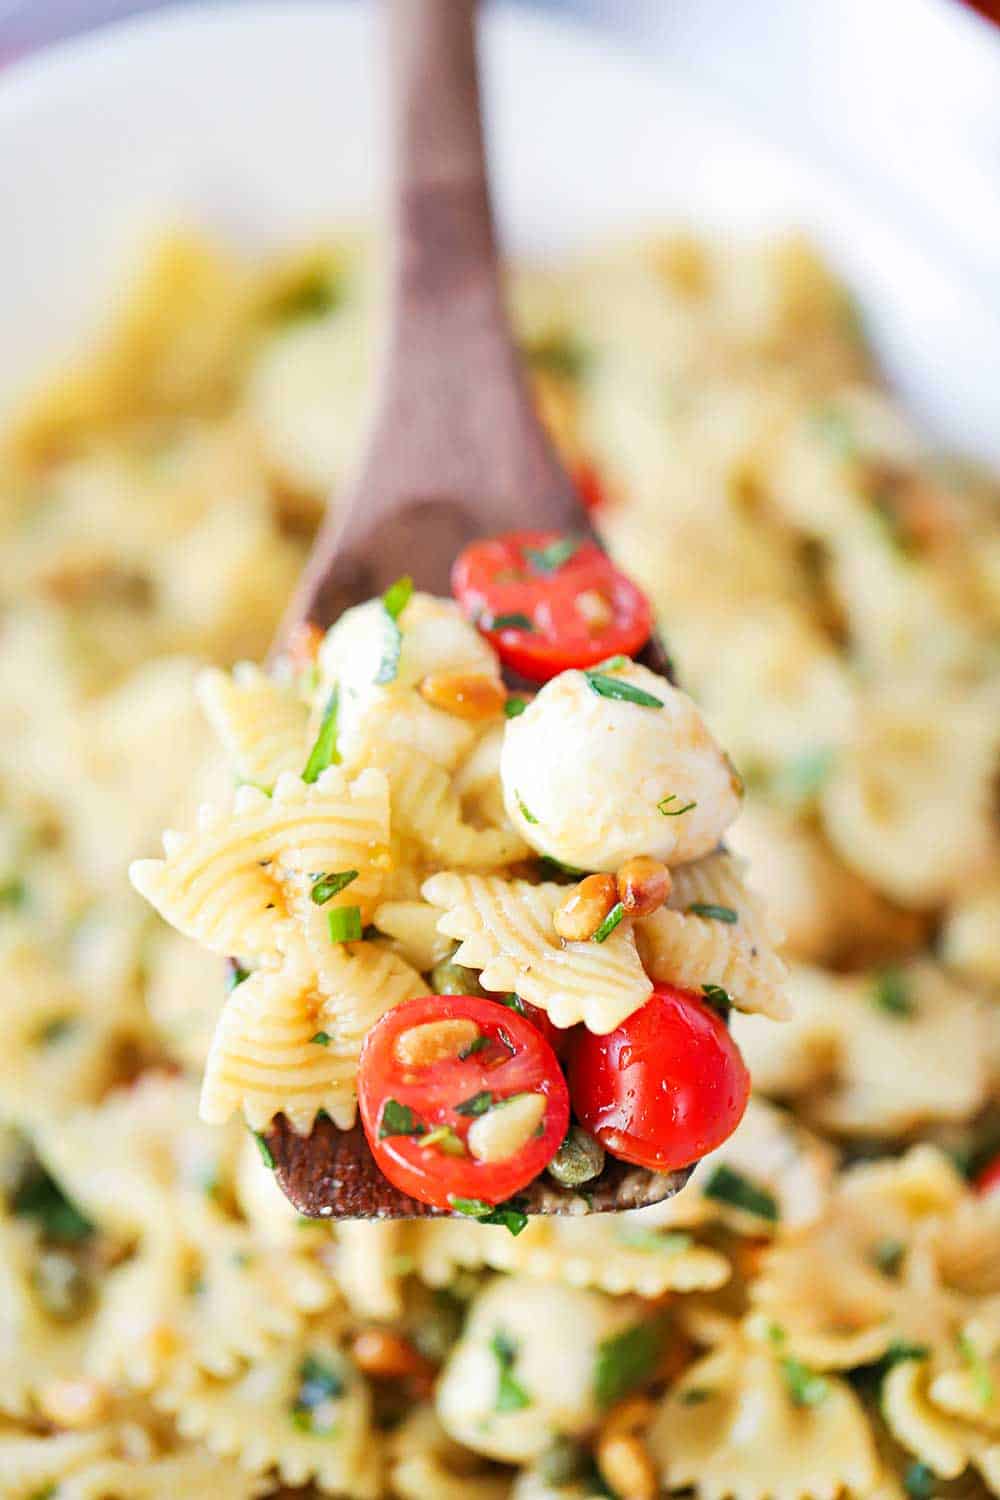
(265, 0), (684, 1220)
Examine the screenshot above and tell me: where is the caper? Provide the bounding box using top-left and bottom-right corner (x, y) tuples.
(546, 1126), (605, 1188)
(411, 1287), (465, 1363)
(537, 1434), (590, 1486)
(429, 952), (485, 997)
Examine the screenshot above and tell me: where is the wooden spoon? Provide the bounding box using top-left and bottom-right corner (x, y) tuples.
(266, 0), (687, 1220)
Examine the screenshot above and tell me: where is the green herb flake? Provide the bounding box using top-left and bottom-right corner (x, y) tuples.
(227, 963), (251, 991)
(678, 1386), (713, 1405)
(872, 1239), (905, 1276)
(421, 1124), (467, 1156)
(459, 1035), (490, 1059)
(292, 1354), (344, 1436)
(780, 1355), (829, 1407)
(302, 688), (341, 782)
(903, 1462), (937, 1499)
(701, 983), (733, 1019)
(253, 1131), (276, 1170)
(310, 869), (359, 905)
(703, 1165), (779, 1222)
(658, 794), (697, 816)
(504, 695), (529, 719)
(382, 575), (414, 621)
(958, 1332), (996, 1406)
(584, 671), (663, 708)
(490, 1328), (531, 1411)
(379, 1099), (426, 1139)
(883, 1340), (931, 1369)
(593, 1318), (665, 1408)
(310, 1031), (332, 1047)
(516, 794), (539, 825)
(499, 993), (527, 1015)
(448, 1196), (529, 1235)
(591, 902), (626, 944)
(270, 268), (340, 323)
(327, 905), (363, 944)
(524, 536), (582, 575)
(594, 654), (628, 672)
(12, 1166), (94, 1244)
(487, 611), (536, 632)
(872, 966), (913, 1019)
(455, 1090), (494, 1118)
(374, 608), (404, 685)
(0, 876), (26, 909)
(525, 333), (589, 381)
(688, 903), (738, 924)
(38, 1015), (75, 1045)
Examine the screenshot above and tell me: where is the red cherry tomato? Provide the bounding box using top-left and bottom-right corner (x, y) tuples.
(358, 994), (570, 1210)
(452, 530), (653, 683)
(574, 460), (610, 513)
(492, 991), (569, 1057)
(568, 984), (750, 1173)
(975, 1154), (1000, 1196)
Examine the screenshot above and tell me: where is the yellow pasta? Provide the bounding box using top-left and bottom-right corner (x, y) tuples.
(197, 662), (310, 788)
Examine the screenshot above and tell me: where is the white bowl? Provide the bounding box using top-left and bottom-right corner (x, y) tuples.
(1, 0), (998, 458)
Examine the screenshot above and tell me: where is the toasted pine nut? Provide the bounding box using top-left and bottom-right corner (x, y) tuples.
(553, 874), (618, 942)
(617, 856), (672, 917)
(351, 1327), (432, 1381)
(394, 1018), (480, 1069)
(596, 1432), (658, 1500)
(38, 1378), (109, 1429)
(467, 1092), (547, 1163)
(574, 588), (615, 634)
(602, 1395), (655, 1439)
(419, 671), (507, 721)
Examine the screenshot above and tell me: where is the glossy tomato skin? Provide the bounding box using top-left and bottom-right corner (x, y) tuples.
(574, 460), (609, 513)
(568, 984), (750, 1173)
(452, 530), (652, 683)
(494, 992), (569, 1058)
(976, 1153), (1000, 1196)
(358, 994), (570, 1210)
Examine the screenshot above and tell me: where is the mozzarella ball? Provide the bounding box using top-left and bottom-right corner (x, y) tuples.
(317, 592), (500, 769)
(436, 1276), (640, 1463)
(500, 662), (741, 872)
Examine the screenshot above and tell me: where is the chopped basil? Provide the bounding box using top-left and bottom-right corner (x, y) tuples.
(487, 611), (535, 632)
(459, 1035), (490, 1059)
(227, 963), (251, 991)
(780, 1355), (829, 1407)
(702, 983), (733, 1019)
(504, 695), (529, 719)
(615, 1225), (693, 1254)
(679, 1386), (713, 1405)
(490, 1328), (531, 1411)
(421, 1124), (466, 1156)
(903, 1462), (937, 1499)
(872, 1238), (905, 1276)
(539, 855), (587, 881)
(379, 1099), (426, 1139)
(292, 1354), (344, 1436)
(455, 1090), (494, 1118)
(12, 1165), (93, 1244)
(958, 1332), (996, 1406)
(591, 902), (625, 943)
(688, 903), (738, 924)
(703, 1165), (779, 1221)
(584, 671), (663, 708)
(593, 1318), (665, 1408)
(525, 333), (589, 381)
(253, 1131), (276, 1170)
(524, 536), (581, 575)
(327, 906), (363, 944)
(302, 689), (341, 782)
(516, 794), (538, 825)
(310, 1031), (332, 1047)
(872, 966), (913, 1019)
(382, 574), (414, 621)
(0, 876), (26, 909)
(310, 869), (359, 905)
(658, 794), (697, 816)
(499, 993), (527, 1016)
(448, 1196), (529, 1235)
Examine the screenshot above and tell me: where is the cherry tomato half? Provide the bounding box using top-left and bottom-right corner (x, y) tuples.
(495, 990), (569, 1058)
(568, 984), (750, 1173)
(452, 530), (653, 683)
(358, 994), (570, 1210)
(975, 1153), (1000, 1196)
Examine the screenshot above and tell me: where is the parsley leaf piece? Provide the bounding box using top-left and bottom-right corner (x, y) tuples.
(227, 963), (251, 991)
(310, 1031), (332, 1047)
(490, 1329), (531, 1411)
(459, 1035), (490, 1059)
(12, 1165), (93, 1244)
(591, 902), (625, 944)
(302, 688), (341, 782)
(584, 671), (663, 708)
(310, 869), (359, 905)
(504, 695), (529, 719)
(903, 1462), (937, 1499)
(781, 1355), (829, 1407)
(872, 966), (913, 1019)
(658, 794), (697, 816)
(327, 906), (363, 944)
(252, 1131), (276, 1170)
(379, 1099), (426, 1139)
(382, 575), (414, 621)
(688, 903), (738, 924)
(516, 794), (538, 825)
(454, 1090), (494, 1118)
(703, 1165), (779, 1221)
(593, 1318), (665, 1408)
(487, 611), (535, 632)
(499, 993), (527, 1015)
(701, 983), (733, 1019)
(524, 536), (582, 575)
(448, 1196), (529, 1235)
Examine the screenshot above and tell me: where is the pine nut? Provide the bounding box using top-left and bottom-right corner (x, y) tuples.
(394, 1019), (480, 1069)
(596, 1432), (657, 1500)
(617, 856), (672, 918)
(352, 1327), (432, 1381)
(467, 1093), (547, 1163)
(553, 874), (618, 942)
(38, 1378), (109, 1429)
(419, 671), (507, 721)
(574, 588), (615, 634)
